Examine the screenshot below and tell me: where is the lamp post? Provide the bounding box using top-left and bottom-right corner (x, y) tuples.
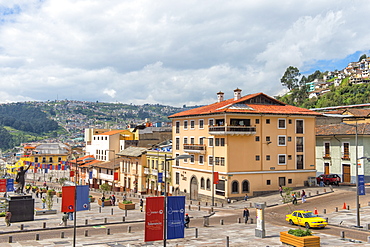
(106, 150), (116, 192)
(204, 137), (215, 207)
(163, 154), (191, 247)
(72, 155), (78, 247)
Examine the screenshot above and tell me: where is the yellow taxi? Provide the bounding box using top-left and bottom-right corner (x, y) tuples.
(286, 210), (327, 228)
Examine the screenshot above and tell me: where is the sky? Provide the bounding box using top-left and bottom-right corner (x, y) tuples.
(0, 1), (370, 107)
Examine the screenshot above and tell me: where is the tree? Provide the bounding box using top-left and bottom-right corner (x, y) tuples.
(359, 54), (367, 62)
(281, 66), (301, 90)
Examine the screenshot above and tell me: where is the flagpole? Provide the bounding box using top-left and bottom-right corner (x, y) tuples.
(73, 157), (77, 247)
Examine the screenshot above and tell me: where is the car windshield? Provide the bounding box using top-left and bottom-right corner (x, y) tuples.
(303, 212), (315, 218)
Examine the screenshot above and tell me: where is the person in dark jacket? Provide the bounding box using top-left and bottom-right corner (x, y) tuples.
(243, 207), (250, 224)
(184, 213), (190, 228)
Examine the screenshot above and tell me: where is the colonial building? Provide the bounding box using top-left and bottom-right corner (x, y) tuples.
(168, 89), (320, 202)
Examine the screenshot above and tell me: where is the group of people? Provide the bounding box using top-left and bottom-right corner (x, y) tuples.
(100, 194), (116, 207)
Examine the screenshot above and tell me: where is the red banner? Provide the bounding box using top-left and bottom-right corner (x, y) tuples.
(70, 171), (75, 177)
(213, 172), (219, 184)
(61, 186), (75, 212)
(0, 179), (6, 192)
(145, 196), (164, 242)
(114, 172), (119, 180)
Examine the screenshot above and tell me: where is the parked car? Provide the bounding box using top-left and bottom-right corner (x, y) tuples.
(316, 174), (341, 185)
(286, 210), (327, 229)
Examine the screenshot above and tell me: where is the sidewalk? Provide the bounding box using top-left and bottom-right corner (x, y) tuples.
(1, 186), (370, 246)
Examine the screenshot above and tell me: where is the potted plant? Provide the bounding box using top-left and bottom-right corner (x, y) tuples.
(118, 200), (135, 210)
(98, 198), (112, 206)
(89, 195), (95, 202)
(47, 189), (56, 195)
(56, 191), (62, 197)
(280, 229), (320, 247)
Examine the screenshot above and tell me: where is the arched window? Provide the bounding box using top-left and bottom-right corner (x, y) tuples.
(231, 181), (239, 193)
(206, 178), (211, 190)
(242, 180), (250, 193)
(200, 177), (205, 189)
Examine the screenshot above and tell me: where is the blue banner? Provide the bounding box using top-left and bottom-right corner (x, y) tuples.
(158, 172), (163, 183)
(76, 185), (90, 211)
(358, 175), (365, 195)
(6, 179), (14, 192)
(167, 196), (185, 240)
(89, 171), (93, 179)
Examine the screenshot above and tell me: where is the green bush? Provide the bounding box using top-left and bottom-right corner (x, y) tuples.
(0, 212), (5, 217)
(288, 228), (312, 237)
(121, 200), (133, 204)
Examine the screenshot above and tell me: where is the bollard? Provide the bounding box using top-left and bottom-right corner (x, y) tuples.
(85, 219), (88, 225)
(203, 217), (209, 227)
(250, 218), (254, 224)
(368, 202), (370, 206)
(221, 203), (223, 207)
(226, 236), (229, 247)
(43, 222), (46, 228)
(250, 203), (252, 208)
(190, 201), (193, 205)
(104, 218), (108, 224)
(85, 230), (88, 237)
(368, 236), (370, 243)
(20, 224), (24, 230)
(198, 205), (201, 211)
(8, 236), (12, 243)
(211, 207), (214, 212)
(57, 198), (59, 203)
(347, 205), (350, 210)
(205, 202), (208, 206)
(324, 217), (328, 223)
(323, 209), (326, 214)
(36, 233), (40, 240)
(220, 219), (224, 225)
(195, 228), (198, 238)
(324, 189), (326, 193)
(340, 231), (345, 239)
(335, 207), (338, 212)
(127, 226), (131, 233)
(89, 204), (91, 211)
(237, 217), (241, 223)
(198, 201), (201, 206)
(61, 232), (64, 238)
(125, 210), (127, 217)
(188, 205), (191, 210)
(215, 203), (217, 207)
(367, 224), (370, 231)
(107, 228), (110, 235)
(122, 217), (125, 222)
(111, 208), (114, 215)
(99, 207), (101, 213)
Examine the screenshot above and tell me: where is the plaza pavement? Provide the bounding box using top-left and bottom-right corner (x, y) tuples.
(1, 186), (370, 246)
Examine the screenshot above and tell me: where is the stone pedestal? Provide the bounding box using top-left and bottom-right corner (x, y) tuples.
(8, 195), (34, 222)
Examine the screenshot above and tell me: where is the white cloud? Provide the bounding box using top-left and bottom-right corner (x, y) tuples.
(0, 1), (369, 106)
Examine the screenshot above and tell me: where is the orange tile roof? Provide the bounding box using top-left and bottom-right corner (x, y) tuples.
(79, 159), (102, 167)
(168, 92), (321, 118)
(97, 130), (126, 136)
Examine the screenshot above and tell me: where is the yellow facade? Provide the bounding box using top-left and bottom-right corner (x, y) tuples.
(146, 149), (172, 195)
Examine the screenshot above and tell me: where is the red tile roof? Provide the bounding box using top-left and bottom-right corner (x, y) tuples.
(316, 123), (370, 135)
(168, 92), (321, 118)
(97, 130), (126, 136)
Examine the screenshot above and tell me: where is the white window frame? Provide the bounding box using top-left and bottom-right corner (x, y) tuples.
(278, 154), (286, 165)
(175, 172), (180, 185)
(199, 119), (204, 129)
(183, 136), (188, 145)
(190, 154), (195, 164)
(184, 120), (188, 130)
(199, 155), (204, 165)
(278, 118), (286, 129)
(208, 118), (214, 126)
(208, 155), (213, 166)
(278, 135), (286, 146)
(208, 137), (214, 147)
(190, 120), (195, 129)
(199, 137), (204, 145)
(295, 119), (304, 134)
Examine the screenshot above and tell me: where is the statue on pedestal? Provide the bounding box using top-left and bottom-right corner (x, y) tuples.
(16, 165), (31, 194)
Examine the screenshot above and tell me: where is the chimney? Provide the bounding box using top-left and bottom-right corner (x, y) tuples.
(217, 91), (224, 102)
(234, 88), (242, 100)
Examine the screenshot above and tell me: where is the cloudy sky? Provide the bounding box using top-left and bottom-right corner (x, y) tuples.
(0, 1), (369, 106)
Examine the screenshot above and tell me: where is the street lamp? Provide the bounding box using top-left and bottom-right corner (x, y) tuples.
(203, 137), (215, 207)
(163, 153), (191, 247)
(106, 150), (116, 192)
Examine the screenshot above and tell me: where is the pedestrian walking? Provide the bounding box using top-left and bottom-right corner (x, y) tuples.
(101, 195), (105, 207)
(140, 199), (144, 212)
(42, 197), (46, 209)
(59, 212), (68, 226)
(301, 190), (306, 203)
(279, 185), (283, 197)
(243, 207), (250, 224)
(184, 213), (190, 228)
(319, 176), (324, 187)
(244, 194), (248, 201)
(122, 193), (127, 201)
(292, 193), (297, 205)
(5, 210), (12, 227)
(110, 195), (116, 206)
(35, 189), (39, 198)
(68, 211), (73, 220)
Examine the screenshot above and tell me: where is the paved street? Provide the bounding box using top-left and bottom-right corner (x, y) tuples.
(1, 185), (370, 246)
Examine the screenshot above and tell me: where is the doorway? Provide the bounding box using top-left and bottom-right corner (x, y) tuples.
(324, 163), (330, 174)
(342, 164), (351, 183)
(278, 177), (286, 187)
(190, 176), (198, 200)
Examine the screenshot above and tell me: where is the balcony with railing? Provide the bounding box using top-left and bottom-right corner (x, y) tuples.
(322, 151), (331, 159)
(209, 125), (256, 135)
(183, 144), (206, 154)
(341, 152), (350, 160)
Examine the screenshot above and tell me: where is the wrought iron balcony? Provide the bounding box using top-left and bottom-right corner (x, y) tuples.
(209, 125), (256, 135)
(322, 151), (331, 159)
(183, 144), (206, 154)
(341, 152), (350, 160)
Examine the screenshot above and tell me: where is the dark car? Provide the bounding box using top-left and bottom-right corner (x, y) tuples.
(316, 174), (341, 185)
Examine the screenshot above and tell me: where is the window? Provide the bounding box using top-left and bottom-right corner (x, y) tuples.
(278, 119), (286, 129)
(42, 157), (46, 163)
(297, 155), (304, 169)
(200, 178), (205, 189)
(288, 179), (292, 184)
(151, 160), (154, 169)
(175, 173), (180, 185)
(242, 180), (249, 193)
(209, 119), (214, 126)
(216, 138), (225, 146)
(190, 120), (195, 129)
(266, 155), (270, 161)
(288, 136), (292, 142)
(278, 155), (286, 165)
(184, 120), (188, 130)
(266, 136), (270, 142)
(343, 143), (350, 159)
(255, 119), (260, 124)
(324, 142), (330, 157)
(296, 120), (304, 134)
(255, 136), (260, 142)
(220, 138), (225, 146)
(278, 136), (286, 146)
(288, 155), (292, 160)
(35, 157), (39, 163)
(208, 138), (214, 147)
(296, 137), (304, 152)
(215, 157), (220, 166)
(266, 180), (271, 185)
(175, 153), (180, 166)
(199, 137), (204, 145)
(206, 179), (211, 190)
(208, 156), (213, 166)
(183, 137), (188, 144)
(175, 138), (180, 150)
(288, 119), (292, 124)
(231, 181), (239, 193)
(58, 157), (62, 162)
(190, 155), (195, 163)
(199, 155), (204, 165)
(49, 157), (53, 162)
(256, 155), (260, 161)
(175, 121), (180, 133)
(190, 137), (195, 144)
(215, 138), (219, 146)
(220, 157), (225, 166)
(216, 180), (225, 196)
(266, 119), (270, 124)
(199, 119), (204, 129)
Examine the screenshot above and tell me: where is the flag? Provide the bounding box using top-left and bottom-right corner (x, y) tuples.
(70, 171), (75, 177)
(61, 185), (89, 212)
(167, 196), (185, 239)
(44, 168), (48, 174)
(213, 172), (219, 184)
(145, 197), (164, 242)
(114, 172), (118, 180)
(89, 171), (93, 179)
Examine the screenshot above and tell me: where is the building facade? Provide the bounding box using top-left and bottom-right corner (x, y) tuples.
(169, 89), (320, 202)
